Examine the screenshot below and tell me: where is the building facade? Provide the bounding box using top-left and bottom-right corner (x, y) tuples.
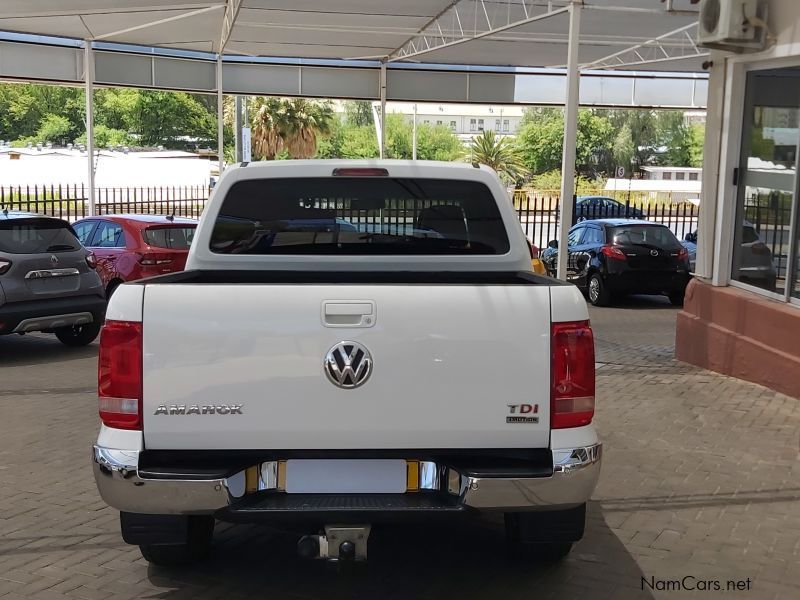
(676, 0), (800, 398)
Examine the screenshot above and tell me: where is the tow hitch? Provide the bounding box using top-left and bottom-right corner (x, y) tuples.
(298, 525), (371, 562)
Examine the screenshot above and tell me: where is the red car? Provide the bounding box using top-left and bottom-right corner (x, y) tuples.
(72, 215), (197, 297)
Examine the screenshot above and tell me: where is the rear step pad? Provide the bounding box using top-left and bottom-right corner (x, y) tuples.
(229, 493), (464, 514)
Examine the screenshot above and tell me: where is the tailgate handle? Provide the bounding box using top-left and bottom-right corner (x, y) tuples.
(322, 301), (376, 328)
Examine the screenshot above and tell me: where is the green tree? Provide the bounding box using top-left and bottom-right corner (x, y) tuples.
(343, 101), (374, 126)
(131, 91), (217, 147)
(35, 115), (73, 144)
(0, 83), (84, 142)
(75, 124), (132, 148)
(516, 108), (613, 177)
(469, 130), (525, 183)
(416, 123), (464, 162)
(688, 123), (705, 167)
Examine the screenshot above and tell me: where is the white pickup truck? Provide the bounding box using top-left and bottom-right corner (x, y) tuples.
(93, 160), (601, 566)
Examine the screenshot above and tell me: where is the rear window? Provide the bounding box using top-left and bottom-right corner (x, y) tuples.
(209, 178), (510, 255)
(741, 226), (760, 244)
(609, 225), (680, 249)
(143, 226), (196, 249)
(0, 218), (80, 254)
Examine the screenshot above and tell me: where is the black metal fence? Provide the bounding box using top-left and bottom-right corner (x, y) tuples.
(513, 190), (700, 250)
(740, 189), (794, 281)
(0, 185), (210, 221)
(1, 184), (703, 250)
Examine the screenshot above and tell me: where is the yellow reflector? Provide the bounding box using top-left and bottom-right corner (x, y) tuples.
(406, 460), (420, 492)
(277, 460), (287, 491)
(245, 466), (258, 493)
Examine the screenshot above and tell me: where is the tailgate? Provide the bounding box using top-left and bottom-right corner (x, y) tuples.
(142, 284), (552, 450)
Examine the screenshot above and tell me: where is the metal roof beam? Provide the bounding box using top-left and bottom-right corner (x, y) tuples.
(580, 22), (708, 71)
(388, 0), (570, 62)
(0, 3), (225, 19)
(93, 5), (224, 41)
(219, 0), (244, 53)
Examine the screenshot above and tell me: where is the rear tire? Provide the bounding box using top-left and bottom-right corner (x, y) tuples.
(139, 516), (214, 567)
(587, 273), (612, 307)
(54, 321), (102, 346)
(668, 290), (685, 307)
(504, 505), (584, 562)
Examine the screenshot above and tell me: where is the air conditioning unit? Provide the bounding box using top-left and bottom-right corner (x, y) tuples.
(697, 0), (766, 52)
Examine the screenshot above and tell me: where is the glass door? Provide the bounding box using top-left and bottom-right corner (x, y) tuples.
(733, 67), (800, 297)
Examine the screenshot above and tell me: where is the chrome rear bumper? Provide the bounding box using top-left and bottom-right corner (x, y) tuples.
(93, 444), (601, 515)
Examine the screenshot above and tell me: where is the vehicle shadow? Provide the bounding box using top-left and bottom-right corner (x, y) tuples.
(0, 333), (97, 367)
(597, 294), (676, 310)
(146, 501), (654, 599)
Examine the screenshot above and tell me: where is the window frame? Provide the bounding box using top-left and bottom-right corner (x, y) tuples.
(73, 219), (98, 246)
(88, 220), (126, 249)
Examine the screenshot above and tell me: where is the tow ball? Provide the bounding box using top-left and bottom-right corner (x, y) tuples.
(298, 525), (371, 562)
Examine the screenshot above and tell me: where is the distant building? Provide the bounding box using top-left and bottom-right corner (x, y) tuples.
(333, 101), (525, 143)
(0, 145), (213, 189)
(604, 166), (702, 204)
(641, 166), (702, 182)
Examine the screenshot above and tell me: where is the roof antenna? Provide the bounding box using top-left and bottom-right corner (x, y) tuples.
(166, 213), (175, 222)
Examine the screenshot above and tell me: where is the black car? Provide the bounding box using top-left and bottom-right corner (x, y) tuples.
(541, 219), (691, 307)
(574, 196), (645, 222)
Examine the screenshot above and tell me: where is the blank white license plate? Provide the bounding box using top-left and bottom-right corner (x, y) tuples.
(284, 459), (407, 494)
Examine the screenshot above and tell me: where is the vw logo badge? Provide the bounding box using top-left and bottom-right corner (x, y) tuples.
(650, 249), (659, 257)
(324, 341), (373, 389)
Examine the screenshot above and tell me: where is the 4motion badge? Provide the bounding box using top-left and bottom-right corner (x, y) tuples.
(154, 404), (243, 415)
(506, 403), (539, 424)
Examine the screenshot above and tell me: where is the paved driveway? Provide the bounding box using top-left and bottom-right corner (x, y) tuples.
(1, 296), (798, 599)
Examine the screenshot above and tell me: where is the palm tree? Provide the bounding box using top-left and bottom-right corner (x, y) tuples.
(470, 129), (527, 184)
(281, 99), (334, 158)
(251, 97), (287, 160)
(250, 98), (334, 160)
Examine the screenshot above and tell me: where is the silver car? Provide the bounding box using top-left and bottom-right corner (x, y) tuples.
(0, 211), (105, 346)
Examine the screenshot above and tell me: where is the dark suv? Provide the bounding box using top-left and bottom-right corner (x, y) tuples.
(541, 219), (691, 306)
(0, 211), (106, 345)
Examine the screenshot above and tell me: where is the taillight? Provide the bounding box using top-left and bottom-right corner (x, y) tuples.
(98, 320), (143, 430)
(0, 258), (11, 275)
(85, 252), (97, 269)
(139, 253), (172, 266)
(551, 320), (595, 429)
(600, 245), (626, 261)
(677, 247), (689, 262)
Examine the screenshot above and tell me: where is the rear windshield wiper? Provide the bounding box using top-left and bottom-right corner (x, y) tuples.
(46, 244), (77, 251)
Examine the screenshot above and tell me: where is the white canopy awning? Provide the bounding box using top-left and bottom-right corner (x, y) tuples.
(0, 1), (706, 72)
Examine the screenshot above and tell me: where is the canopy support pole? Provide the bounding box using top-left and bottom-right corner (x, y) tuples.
(412, 103), (418, 160)
(216, 55), (224, 176)
(379, 62), (387, 159)
(84, 40), (95, 217)
(234, 96), (242, 162)
(556, 2), (581, 281)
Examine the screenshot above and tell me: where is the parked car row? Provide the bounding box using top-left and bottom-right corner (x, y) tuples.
(682, 222), (778, 292)
(0, 211), (197, 346)
(541, 219), (692, 307)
